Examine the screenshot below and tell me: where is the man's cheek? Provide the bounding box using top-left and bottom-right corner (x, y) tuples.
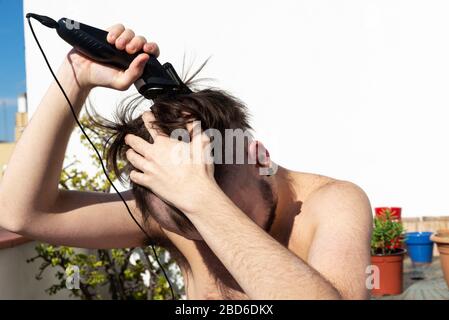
(149, 197), (203, 241)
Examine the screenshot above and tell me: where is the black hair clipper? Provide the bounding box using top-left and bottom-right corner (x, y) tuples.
(26, 13), (192, 99)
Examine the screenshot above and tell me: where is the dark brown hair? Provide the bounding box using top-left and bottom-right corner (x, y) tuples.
(87, 88), (253, 239)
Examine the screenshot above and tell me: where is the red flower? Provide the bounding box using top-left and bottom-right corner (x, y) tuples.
(375, 207), (402, 221)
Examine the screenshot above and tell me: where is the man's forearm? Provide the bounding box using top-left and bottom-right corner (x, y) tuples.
(0, 60), (89, 231)
(185, 187), (341, 300)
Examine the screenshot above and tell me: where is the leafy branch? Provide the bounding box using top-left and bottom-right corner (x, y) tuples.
(27, 115), (184, 299)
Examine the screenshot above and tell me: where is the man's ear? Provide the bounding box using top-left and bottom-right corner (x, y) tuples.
(248, 140), (271, 168)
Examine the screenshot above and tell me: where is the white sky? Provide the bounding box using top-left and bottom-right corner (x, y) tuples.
(23, 0), (449, 217)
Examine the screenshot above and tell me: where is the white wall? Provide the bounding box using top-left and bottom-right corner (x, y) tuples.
(0, 242), (73, 299)
(23, 0), (449, 217)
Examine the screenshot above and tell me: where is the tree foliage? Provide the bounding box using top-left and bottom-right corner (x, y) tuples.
(27, 116), (184, 299)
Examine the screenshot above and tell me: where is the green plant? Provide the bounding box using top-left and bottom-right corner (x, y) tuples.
(27, 115), (184, 299)
(371, 210), (405, 256)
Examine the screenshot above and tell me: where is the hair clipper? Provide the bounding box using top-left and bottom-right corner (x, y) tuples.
(26, 13), (191, 99)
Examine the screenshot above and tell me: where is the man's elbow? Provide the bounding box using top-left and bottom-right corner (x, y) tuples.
(322, 286), (343, 300)
(338, 286), (370, 300)
(325, 287), (370, 300)
(0, 196), (30, 234)
(0, 214), (28, 234)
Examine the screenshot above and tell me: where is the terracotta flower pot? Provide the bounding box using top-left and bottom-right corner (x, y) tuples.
(430, 229), (449, 289)
(370, 249), (406, 296)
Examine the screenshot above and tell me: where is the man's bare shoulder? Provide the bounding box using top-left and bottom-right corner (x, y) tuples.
(298, 174), (372, 224)
(310, 179), (370, 206)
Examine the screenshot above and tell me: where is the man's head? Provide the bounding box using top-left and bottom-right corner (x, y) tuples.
(93, 89), (277, 240)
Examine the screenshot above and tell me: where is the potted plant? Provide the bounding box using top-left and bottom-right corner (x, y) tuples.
(430, 229), (449, 288)
(375, 207), (402, 220)
(371, 211), (406, 296)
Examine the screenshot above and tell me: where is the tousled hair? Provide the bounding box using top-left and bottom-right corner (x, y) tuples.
(87, 87), (253, 238)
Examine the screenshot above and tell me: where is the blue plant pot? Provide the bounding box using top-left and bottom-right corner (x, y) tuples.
(405, 232), (434, 264)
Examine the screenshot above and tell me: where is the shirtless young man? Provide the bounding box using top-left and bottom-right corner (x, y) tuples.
(0, 24), (372, 300)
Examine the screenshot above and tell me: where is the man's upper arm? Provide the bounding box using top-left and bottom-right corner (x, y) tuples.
(304, 181), (373, 299)
(21, 190), (166, 249)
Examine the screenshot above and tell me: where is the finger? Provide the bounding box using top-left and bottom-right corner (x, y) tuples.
(126, 35), (147, 54)
(187, 120), (203, 138)
(126, 149), (152, 173)
(113, 53), (149, 90)
(144, 42), (160, 57)
(186, 121), (194, 134)
(106, 24), (125, 44)
(203, 137), (214, 166)
(191, 132), (210, 164)
(129, 170), (149, 187)
(141, 111), (160, 142)
(125, 133), (153, 158)
(190, 122), (205, 145)
(116, 29), (135, 50)
(188, 121), (201, 163)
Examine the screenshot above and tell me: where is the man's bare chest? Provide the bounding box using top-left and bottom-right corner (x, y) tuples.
(167, 216), (313, 300)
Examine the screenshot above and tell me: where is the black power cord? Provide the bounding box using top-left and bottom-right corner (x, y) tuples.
(26, 17), (176, 300)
